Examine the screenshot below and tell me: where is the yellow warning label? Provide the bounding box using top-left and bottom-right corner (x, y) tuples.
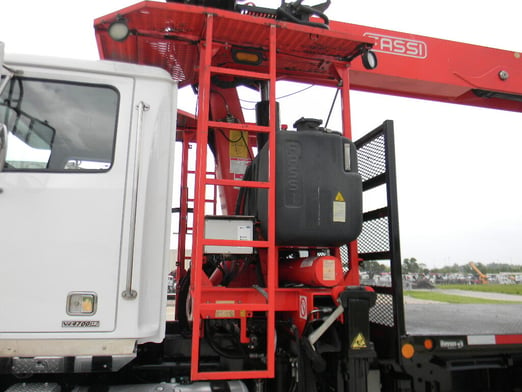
(229, 130), (249, 158)
(351, 333), (367, 349)
(335, 192), (345, 202)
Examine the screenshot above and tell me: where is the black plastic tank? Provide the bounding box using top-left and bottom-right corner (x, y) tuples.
(245, 118), (362, 246)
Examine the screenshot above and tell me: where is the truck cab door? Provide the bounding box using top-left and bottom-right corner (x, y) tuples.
(0, 71), (133, 335)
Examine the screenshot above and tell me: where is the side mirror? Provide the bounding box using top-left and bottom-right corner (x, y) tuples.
(0, 103), (55, 151)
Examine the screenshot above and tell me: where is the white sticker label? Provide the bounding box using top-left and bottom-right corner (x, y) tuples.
(237, 225), (251, 241)
(333, 201), (346, 222)
(322, 258), (336, 281)
(230, 157), (250, 175)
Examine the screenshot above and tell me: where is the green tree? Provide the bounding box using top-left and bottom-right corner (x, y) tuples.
(402, 257), (420, 274)
(361, 260), (388, 279)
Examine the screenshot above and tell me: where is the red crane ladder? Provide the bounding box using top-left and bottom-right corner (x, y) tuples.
(189, 15), (278, 381)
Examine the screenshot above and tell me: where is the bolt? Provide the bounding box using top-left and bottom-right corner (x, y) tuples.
(499, 70), (509, 80)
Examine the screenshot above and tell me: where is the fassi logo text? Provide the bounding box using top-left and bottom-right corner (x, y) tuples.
(364, 33), (428, 59)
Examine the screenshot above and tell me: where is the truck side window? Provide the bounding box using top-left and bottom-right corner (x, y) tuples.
(0, 77), (118, 171)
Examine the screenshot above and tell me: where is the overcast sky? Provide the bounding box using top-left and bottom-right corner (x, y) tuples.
(2, 0), (522, 267)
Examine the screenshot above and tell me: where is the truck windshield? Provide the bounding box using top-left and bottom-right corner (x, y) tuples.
(0, 77), (118, 171)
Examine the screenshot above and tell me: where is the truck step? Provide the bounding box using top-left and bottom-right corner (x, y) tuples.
(5, 383), (60, 392)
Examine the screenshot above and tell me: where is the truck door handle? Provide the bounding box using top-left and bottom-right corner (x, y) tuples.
(122, 102), (150, 300)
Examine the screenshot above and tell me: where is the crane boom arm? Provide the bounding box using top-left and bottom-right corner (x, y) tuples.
(469, 261), (488, 283)
(336, 21), (522, 112)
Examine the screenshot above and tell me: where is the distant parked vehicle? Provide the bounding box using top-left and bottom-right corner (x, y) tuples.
(168, 271), (177, 296)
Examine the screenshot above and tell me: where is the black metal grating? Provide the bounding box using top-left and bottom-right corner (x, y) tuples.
(358, 216), (390, 255)
(356, 133), (386, 183)
(355, 120), (405, 351)
(339, 244), (350, 273)
(370, 293), (395, 327)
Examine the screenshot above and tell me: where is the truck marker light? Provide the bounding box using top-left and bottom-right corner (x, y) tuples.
(401, 343), (415, 359)
(424, 338), (434, 351)
(67, 293), (97, 316)
(231, 48), (263, 66)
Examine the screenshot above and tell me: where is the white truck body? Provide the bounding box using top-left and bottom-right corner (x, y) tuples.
(0, 54), (177, 361)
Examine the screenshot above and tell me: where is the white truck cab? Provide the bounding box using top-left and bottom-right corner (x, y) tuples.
(0, 49), (177, 373)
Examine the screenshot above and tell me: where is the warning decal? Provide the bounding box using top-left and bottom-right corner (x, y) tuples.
(333, 192), (346, 222)
(322, 258), (335, 281)
(229, 130), (249, 158)
(229, 129), (250, 181)
(333, 203), (346, 223)
(351, 333), (368, 349)
(299, 296), (308, 320)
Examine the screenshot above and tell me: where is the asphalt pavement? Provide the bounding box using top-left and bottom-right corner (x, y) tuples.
(404, 288), (522, 335)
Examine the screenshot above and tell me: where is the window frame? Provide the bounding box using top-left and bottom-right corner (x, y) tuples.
(1, 76), (120, 173)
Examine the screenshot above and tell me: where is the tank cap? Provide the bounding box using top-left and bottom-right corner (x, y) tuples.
(293, 117), (323, 132)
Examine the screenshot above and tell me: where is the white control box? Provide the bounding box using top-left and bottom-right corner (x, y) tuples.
(204, 216), (255, 254)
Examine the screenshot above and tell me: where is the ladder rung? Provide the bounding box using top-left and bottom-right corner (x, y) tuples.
(207, 120), (271, 133)
(188, 170), (216, 176)
(202, 238), (269, 248)
(210, 65), (271, 81)
(199, 287), (270, 310)
(199, 303), (269, 312)
(190, 18), (277, 382)
(206, 178), (270, 188)
(193, 370), (271, 380)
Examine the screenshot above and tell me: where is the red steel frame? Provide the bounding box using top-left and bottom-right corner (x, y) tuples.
(188, 15), (278, 380)
(95, 1), (522, 113)
(93, 0), (522, 383)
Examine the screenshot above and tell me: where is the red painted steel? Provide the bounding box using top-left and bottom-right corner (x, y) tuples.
(95, 5), (370, 379)
(495, 334), (522, 345)
(94, 2), (372, 88)
(171, 11), (280, 380)
(265, 25), (278, 378)
(176, 134), (192, 282)
(95, 2), (522, 112)
(279, 256), (344, 287)
(92, 0), (522, 383)
(208, 86), (251, 215)
(189, 13), (215, 380)
(333, 21), (522, 111)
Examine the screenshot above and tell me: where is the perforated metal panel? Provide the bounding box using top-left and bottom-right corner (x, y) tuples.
(340, 244), (350, 273)
(355, 121), (404, 337)
(357, 133), (386, 184)
(370, 293), (395, 327)
(358, 217), (390, 256)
